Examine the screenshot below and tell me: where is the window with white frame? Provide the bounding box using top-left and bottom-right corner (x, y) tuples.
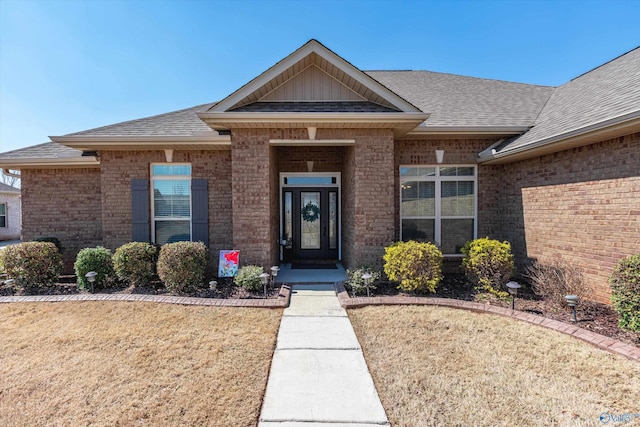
(0, 203), (6, 228)
(400, 166), (476, 254)
(151, 164), (191, 245)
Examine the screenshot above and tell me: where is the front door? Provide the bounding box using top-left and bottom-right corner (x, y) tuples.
(282, 187), (339, 260)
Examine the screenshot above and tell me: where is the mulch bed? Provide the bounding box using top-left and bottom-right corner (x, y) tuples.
(0, 276), (282, 299)
(348, 274), (640, 347)
(3, 273), (638, 347)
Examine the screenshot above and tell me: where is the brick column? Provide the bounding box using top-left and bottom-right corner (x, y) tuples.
(231, 129), (275, 267)
(351, 129), (396, 268)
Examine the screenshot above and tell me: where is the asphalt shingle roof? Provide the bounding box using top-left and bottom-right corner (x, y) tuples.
(1, 47), (637, 162)
(0, 182), (20, 193)
(65, 103), (215, 137)
(0, 142), (83, 160)
(498, 47), (640, 153)
(366, 70), (554, 127)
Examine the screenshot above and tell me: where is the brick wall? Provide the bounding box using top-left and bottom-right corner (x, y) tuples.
(231, 130), (274, 267)
(491, 132), (640, 303)
(21, 168), (102, 268)
(339, 129), (396, 269)
(100, 149), (232, 258)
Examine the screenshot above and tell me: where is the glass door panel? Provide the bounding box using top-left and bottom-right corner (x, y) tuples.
(300, 192), (321, 250)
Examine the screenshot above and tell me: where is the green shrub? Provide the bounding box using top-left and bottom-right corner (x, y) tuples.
(0, 242), (63, 290)
(383, 241), (443, 293)
(345, 267), (381, 296)
(157, 241), (208, 294)
(74, 247), (115, 291)
(234, 265), (265, 292)
(33, 236), (64, 254)
(113, 242), (158, 287)
(610, 254), (640, 332)
(461, 237), (514, 298)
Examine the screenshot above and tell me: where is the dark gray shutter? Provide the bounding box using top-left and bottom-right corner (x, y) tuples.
(191, 179), (209, 246)
(131, 179), (150, 242)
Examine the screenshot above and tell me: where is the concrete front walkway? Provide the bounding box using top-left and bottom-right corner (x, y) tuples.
(259, 284), (389, 427)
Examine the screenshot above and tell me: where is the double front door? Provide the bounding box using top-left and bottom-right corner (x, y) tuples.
(282, 187), (339, 260)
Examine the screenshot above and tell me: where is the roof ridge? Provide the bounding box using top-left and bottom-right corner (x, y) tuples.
(365, 69), (555, 88)
(570, 45), (640, 82)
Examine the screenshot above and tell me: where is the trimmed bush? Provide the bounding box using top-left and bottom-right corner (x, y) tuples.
(0, 242), (63, 290)
(526, 260), (591, 308)
(113, 242), (158, 287)
(461, 238), (514, 298)
(33, 236), (64, 254)
(235, 265), (264, 292)
(345, 267), (381, 296)
(157, 241), (208, 294)
(383, 241), (443, 293)
(610, 254), (640, 332)
(75, 247), (115, 291)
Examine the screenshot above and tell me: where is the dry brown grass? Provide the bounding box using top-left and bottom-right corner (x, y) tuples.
(349, 306), (640, 427)
(0, 302), (282, 426)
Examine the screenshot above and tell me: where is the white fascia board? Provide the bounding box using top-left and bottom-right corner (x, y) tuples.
(0, 157), (100, 169)
(478, 111), (640, 163)
(51, 135), (231, 144)
(269, 139), (355, 146)
(211, 40), (422, 113)
(198, 111), (429, 125)
(50, 135), (232, 150)
(408, 126), (531, 136)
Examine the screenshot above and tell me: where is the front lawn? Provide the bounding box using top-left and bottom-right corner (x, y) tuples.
(349, 306), (640, 427)
(0, 302), (282, 426)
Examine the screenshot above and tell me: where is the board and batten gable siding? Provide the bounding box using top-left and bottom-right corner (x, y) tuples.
(262, 65), (365, 102)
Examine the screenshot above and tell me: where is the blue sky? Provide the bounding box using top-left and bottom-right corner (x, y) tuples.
(1, 0), (639, 153)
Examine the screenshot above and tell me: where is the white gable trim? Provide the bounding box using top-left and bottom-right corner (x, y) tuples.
(209, 40), (422, 113)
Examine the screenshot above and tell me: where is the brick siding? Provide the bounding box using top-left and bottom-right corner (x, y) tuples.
(489, 132), (640, 303)
(21, 168), (103, 268)
(100, 149), (233, 257)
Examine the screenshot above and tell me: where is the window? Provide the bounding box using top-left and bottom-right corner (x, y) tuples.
(400, 166), (476, 254)
(151, 164), (191, 245)
(0, 203), (6, 228)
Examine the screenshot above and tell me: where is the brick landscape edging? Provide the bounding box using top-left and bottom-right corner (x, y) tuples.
(335, 282), (640, 363)
(0, 285), (291, 309)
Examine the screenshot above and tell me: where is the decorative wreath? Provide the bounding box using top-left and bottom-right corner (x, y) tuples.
(302, 201), (320, 223)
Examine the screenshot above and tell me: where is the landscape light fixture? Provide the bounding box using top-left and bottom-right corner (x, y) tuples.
(565, 295), (579, 322)
(362, 273), (372, 297)
(270, 266), (280, 278)
(85, 271), (97, 293)
(506, 281), (521, 310)
(209, 280), (217, 290)
(260, 273), (270, 299)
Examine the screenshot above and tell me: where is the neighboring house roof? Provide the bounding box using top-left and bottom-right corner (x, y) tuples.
(366, 70), (554, 128)
(0, 182), (20, 193)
